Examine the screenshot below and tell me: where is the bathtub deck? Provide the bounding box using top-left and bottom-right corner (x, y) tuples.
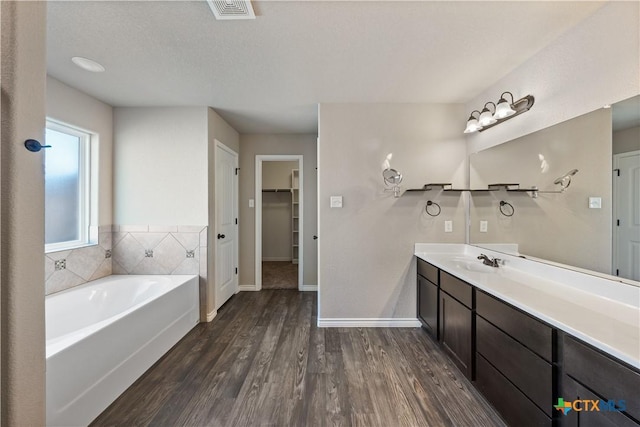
(91, 290), (506, 427)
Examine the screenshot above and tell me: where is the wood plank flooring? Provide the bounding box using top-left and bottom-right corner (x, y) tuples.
(262, 262), (298, 289)
(91, 291), (506, 427)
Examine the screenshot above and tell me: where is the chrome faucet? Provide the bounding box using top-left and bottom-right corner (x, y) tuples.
(478, 254), (501, 268)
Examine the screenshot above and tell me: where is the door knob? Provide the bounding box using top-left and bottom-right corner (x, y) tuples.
(217, 234), (226, 239)
(313, 235), (318, 240)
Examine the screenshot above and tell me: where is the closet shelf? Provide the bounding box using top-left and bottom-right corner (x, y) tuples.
(262, 188), (292, 192)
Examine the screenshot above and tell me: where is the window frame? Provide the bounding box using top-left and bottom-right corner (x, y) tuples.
(44, 119), (93, 253)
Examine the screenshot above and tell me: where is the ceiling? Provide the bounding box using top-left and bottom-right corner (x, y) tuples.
(46, 1), (604, 134)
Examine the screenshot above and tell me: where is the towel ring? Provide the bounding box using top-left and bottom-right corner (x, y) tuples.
(426, 200), (441, 217)
(499, 200), (514, 217)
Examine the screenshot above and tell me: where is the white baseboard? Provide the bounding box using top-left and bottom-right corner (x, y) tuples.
(299, 285), (318, 291)
(206, 309), (217, 322)
(239, 284), (259, 291)
(317, 318), (421, 328)
(262, 257), (292, 262)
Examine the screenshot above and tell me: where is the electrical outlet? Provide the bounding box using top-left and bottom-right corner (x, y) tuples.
(444, 220), (453, 233)
(330, 196), (343, 208)
(480, 220), (488, 233)
(589, 197), (602, 209)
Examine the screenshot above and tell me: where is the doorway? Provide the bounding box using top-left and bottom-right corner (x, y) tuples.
(612, 150), (640, 281)
(255, 155), (303, 290)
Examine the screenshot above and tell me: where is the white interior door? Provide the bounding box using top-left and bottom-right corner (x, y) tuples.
(215, 141), (238, 309)
(613, 150), (640, 281)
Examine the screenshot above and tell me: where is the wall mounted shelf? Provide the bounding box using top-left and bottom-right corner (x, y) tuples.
(405, 183), (469, 192)
(403, 182), (547, 196)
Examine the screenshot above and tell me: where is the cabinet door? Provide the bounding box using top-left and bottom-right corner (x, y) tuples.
(439, 291), (472, 378)
(417, 275), (438, 339)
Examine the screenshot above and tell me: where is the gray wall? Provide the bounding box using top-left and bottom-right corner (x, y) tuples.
(0, 1), (46, 423)
(263, 160), (298, 189)
(239, 134), (317, 287)
(46, 76), (113, 226)
(613, 126), (640, 155)
(318, 103), (467, 320)
(262, 192), (293, 261)
(113, 107), (208, 225)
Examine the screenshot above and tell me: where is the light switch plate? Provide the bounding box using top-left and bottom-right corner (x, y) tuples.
(444, 220), (453, 233)
(589, 197), (602, 209)
(480, 220), (488, 232)
(330, 196), (343, 208)
(249, 198), (255, 208)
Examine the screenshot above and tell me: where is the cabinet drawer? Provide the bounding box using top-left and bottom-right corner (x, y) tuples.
(562, 375), (638, 427)
(476, 354), (551, 427)
(477, 291), (552, 361)
(477, 316), (552, 415)
(417, 258), (438, 284)
(440, 272), (472, 308)
(564, 335), (640, 422)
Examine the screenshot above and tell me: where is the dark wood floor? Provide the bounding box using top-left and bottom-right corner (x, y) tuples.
(262, 262), (298, 289)
(92, 291), (506, 427)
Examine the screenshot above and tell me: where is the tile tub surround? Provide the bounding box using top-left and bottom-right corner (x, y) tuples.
(414, 243), (640, 369)
(112, 225), (207, 276)
(45, 225), (113, 295)
(45, 225), (209, 298)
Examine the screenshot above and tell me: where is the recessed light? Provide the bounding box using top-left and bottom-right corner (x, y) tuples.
(71, 56), (105, 73)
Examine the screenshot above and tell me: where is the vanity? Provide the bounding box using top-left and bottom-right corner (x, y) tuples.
(415, 243), (640, 427)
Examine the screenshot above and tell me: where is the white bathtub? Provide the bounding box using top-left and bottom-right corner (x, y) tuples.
(46, 275), (199, 426)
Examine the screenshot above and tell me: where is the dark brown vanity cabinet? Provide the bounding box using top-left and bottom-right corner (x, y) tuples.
(414, 257), (640, 427)
(417, 259), (439, 339)
(475, 290), (553, 427)
(439, 272), (473, 379)
(561, 335), (640, 427)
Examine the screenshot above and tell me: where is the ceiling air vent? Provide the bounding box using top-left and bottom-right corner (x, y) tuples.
(206, 0), (255, 20)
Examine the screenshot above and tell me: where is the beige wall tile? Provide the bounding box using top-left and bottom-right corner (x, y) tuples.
(154, 234), (187, 272)
(172, 232), (199, 251)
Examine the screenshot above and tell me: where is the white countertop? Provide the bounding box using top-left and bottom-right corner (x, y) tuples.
(414, 244), (640, 369)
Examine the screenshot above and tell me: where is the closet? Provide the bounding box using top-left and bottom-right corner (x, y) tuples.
(261, 161), (299, 289)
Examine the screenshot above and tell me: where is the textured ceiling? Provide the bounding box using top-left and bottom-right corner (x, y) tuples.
(46, 1), (604, 134)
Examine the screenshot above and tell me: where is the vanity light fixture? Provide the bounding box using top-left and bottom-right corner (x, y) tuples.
(464, 91), (535, 134)
(478, 102), (498, 127)
(463, 110), (483, 134)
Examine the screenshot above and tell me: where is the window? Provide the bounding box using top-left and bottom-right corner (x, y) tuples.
(44, 120), (93, 252)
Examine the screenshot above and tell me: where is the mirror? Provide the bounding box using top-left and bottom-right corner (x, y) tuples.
(469, 95), (640, 284)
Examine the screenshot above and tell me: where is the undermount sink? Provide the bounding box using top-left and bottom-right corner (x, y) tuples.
(450, 257), (498, 273)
